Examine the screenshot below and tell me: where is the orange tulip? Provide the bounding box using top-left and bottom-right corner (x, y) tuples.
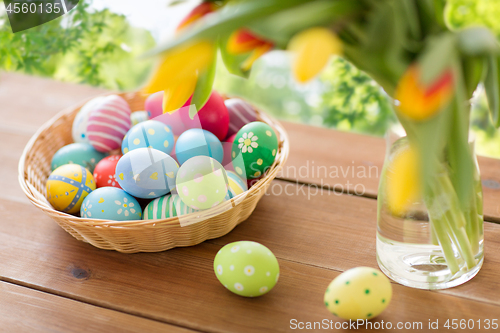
(227, 29), (274, 70)
(177, 2), (218, 32)
(395, 65), (454, 121)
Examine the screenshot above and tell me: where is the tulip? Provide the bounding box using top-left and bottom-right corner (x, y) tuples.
(177, 2), (218, 32)
(288, 27), (342, 83)
(227, 29), (274, 70)
(386, 146), (421, 216)
(395, 65), (454, 121)
(162, 73), (198, 113)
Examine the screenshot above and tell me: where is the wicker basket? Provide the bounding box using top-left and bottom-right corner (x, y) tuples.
(18, 91), (289, 253)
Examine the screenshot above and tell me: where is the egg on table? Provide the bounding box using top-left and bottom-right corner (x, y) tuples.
(51, 143), (107, 173)
(93, 155), (122, 188)
(232, 122), (279, 180)
(226, 171), (248, 199)
(80, 187), (141, 220)
(224, 98), (257, 138)
(122, 120), (175, 155)
(72, 96), (105, 144)
(324, 267), (392, 321)
(115, 147), (179, 199)
(175, 128), (223, 165)
(213, 241), (280, 297)
(176, 156), (228, 210)
(180, 91), (229, 141)
(143, 193), (196, 220)
(130, 111), (150, 126)
(87, 94), (132, 152)
(46, 164), (96, 214)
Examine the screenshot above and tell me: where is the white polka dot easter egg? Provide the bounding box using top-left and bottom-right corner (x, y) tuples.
(176, 156), (228, 210)
(87, 95), (132, 152)
(175, 129), (224, 165)
(51, 143), (107, 173)
(143, 194), (196, 220)
(121, 120), (174, 155)
(46, 164), (96, 214)
(72, 96), (105, 144)
(226, 171), (248, 199)
(224, 98), (257, 138)
(115, 148), (179, 199)
(130, 111), (150, 126)
(232, 122), (278, 180)
(324, 267), (392, 321)
(81, 187), (141, 220)
(214, 241), (280, 297)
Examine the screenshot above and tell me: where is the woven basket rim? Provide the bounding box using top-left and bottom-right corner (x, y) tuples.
(18, 91), (290, 229)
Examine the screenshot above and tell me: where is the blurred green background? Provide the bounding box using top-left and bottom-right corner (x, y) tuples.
(1, 0), (499, 157)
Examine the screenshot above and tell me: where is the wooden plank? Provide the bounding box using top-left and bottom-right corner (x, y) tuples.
(0, 281), (197, 332)
(0, 184), (499, 332)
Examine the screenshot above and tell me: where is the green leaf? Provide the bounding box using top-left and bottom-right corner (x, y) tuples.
(484, 54), (500, 127)
(462, 56), (485, 98)
(190, 49), (217, 118)
(457, 26), (499, 56)
(418, 33), (456, 85)
(218, 35), (251, 78)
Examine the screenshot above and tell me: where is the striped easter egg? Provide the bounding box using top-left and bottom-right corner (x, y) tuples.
(224, 98), (257, 138)
(226, 170), (248, 198)
(87, 95), (132, 152)
(143, 194), (196, 220)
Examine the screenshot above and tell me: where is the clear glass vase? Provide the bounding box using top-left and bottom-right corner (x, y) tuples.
(376, 131), (484, 290)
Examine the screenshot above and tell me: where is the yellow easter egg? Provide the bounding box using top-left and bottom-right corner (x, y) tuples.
(324, 267), (392, 320)
(46, 164), (96, 214)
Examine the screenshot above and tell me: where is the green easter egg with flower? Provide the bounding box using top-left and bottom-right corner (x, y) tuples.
(214, 241), (280, 297)
(231, 122), (278, 180)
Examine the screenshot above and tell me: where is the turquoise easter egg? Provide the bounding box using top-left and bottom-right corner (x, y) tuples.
(115, 148), (179, 199)
(232, 122), (278, 180)
(51, 143), (107, 173)
(46, 164), (96, 214)
(143, 194), (196, 220)
(122, 120), (174, 155)
(80, 187), (141, 220)
(214, 241), (280, 297)
(176, 156), (228, 210)
(175, 129), (223, 165)
(226, 171), (248, 199)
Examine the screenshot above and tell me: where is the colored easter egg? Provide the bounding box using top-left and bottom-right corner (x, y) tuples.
(232, 122), (278, 180)
(145, 91), (164, 118)
(122, 120), (175, 155)
(175, 129), (223, 165)
(51, 143), (106, 173)
(225, 98), (257, 138)
(115, 148), (179, 199)
(180, 91), (229, 141)
(72, 96), (105, 144)
(214, 241), (280, 297)
(93, 155), (122, 188)
(131, 111), (149, 126)
(226, 171), (248, 199)
(46, 164), (96, 214)
(87, 95), (132, 152)
(324, 267), (392, 320)
(143, 194), (196, 220)
(145, 91), (186, 135)
(80, 187), (141, 220)
(176, 156), (228, 210)
(222, 133), (237, 171)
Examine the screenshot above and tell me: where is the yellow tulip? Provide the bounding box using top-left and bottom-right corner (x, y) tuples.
(162, 74), (197, 114)
(288, 27), (343, 83)
(143, 40), (214, 95)
(386, 146), (421, 216)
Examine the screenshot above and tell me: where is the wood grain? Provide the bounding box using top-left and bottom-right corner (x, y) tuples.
(0, 185), (499, 332)
(0, 281), (197, 332)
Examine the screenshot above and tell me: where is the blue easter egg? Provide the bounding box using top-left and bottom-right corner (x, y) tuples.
(175, 129), (223, 165)
(51, 143), (107, 173)
(122, 120), (174, 155)
(115, 148), (179, 199)
(80, 187), (141, 220)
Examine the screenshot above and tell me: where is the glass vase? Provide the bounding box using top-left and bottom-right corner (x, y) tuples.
(376, 131), (484, 290)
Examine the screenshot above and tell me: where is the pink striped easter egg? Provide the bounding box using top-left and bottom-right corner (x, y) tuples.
(224, 98), (257, 138)
(87, 95), (132, 152)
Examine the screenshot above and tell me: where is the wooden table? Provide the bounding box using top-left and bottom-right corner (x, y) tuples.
(1, 73), (500, 332)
